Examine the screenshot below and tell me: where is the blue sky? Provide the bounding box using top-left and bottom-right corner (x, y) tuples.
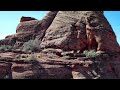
(0, 11), (119, 45)
(104, 11), (120, 45)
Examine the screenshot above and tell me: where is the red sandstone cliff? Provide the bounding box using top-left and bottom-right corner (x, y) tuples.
(0, 11), (120, 79)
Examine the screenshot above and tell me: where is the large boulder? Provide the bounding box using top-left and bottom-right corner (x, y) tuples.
(41, 11), (120, 52)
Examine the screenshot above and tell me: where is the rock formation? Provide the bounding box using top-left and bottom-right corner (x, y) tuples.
(0, 52), (120, 79)
(41, 11), (120, 53)
(0, 11), (120, 79)
(20, 16), (37, 22)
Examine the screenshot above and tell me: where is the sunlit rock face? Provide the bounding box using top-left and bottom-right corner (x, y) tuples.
(41, 11), (120, 52)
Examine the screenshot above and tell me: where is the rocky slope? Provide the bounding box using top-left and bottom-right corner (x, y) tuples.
(0, 11), (120, 79)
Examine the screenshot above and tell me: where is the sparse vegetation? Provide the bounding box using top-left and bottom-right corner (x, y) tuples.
(22, 38), (41, 52)
(83, 49), (99, 58)
(0, 45), (12, 52)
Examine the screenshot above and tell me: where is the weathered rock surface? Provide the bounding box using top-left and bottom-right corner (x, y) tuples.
(41, 11), (120, 52)
(72, 53), (120, 79)
(0, 62), (12, 79)
(0, 52), (120, 79)
(16, 20), (42, 33)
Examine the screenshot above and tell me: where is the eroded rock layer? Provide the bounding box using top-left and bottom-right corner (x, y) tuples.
(0, 52), (120, 79)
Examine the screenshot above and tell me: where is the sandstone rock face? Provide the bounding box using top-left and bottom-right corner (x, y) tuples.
(20, 16), (37, 22)
(0, 52), (120, 79)
(16, 20), (42, 33)
(11, 62), (72, 79)
(14, 11), (58, 47)
(85, 11), (120, 52)
(16, 11), (58, 34)
(41, 11), (120, 52)
(35, 11), (58, 40)
(72, 53), (120, 79)
(0, 57), (72, 79)
(0, 62), (12, 79)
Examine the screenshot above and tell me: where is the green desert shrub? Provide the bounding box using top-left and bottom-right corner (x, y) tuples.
(0, 45), (12, 51)
(83, 49), (99, 58)
(22, 38), (41, 52)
